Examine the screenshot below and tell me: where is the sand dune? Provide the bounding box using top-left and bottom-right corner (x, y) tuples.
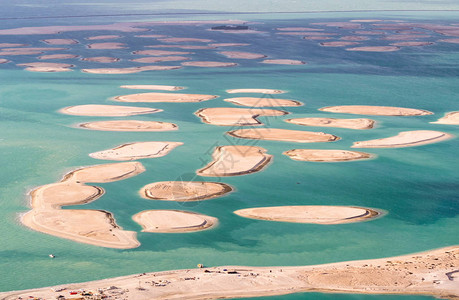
(89, 141), (183, 161)
(286, 117), (375, 129)
(195, 107), (287, 126)
(197, 145), (272, 177)
(284, 149), (372, 162)
(140, 181), (232, 201)
(352, 130), (453, 148)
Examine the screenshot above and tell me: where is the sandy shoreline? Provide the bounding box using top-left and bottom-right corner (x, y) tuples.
(352, 130), (453, 148)
(2, 246), (457, 299)
(226, 89), (285, 94)
(141, 181), (233, 201)
(286, 117), (375, 129)
(89, 141), (183, 161)
(60, 104), (162, 117)
(181, 61), (238, 67)
(81, 65), (181, 74)
(228, 128), (339, 143)
(319, 105), (433, 116)
(79, 120), (178, 131)
(234, 205), (382, 224)
(114, 92), (217, 103)
(120, 85), (185, 91)
(431, 111), (459, 125)
(225, 97), (302, 107)
(284, 149), (373, 162)
(195, 107), (288, 126)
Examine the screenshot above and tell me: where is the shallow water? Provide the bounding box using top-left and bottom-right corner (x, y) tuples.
(0, 9), (458, 300)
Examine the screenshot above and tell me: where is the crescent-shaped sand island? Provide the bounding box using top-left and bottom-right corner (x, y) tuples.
(234, 205), (382, 224)
(2, 246), (458, 299)
(225, 97), (303, 107)
(89, 141), (183, 161)
(352, 130), (453, 148)
(286, 117), (375, 129)
(79, 120), (178, 131)
(197, 145), (272, 177)
(113, 92), (218, 103)
(132, 210), (218, 233)
(22, 162), (146, 249)
(60, 104), (162, 117)
(140, 181), (233, 201)
(228, 128), (339, 143)
(431, 111), (459, 125)
(284, 149), (373, 162)
(195, 107), (288, 126)
(319, 105), (433, 116)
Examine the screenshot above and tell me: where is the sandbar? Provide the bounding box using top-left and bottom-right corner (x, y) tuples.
(133, 210), (218, 233)
(354, 30), (386, 35)
(0, 59), (9, 64)
(320, 41), (360, 47)
(261, 59), (305, 65)
(390, 41), (434, 46)
(381, 35), (430, 41)
(17, 62), (73, 72)
(311, 22), (362, 29)
(352, 130), (453, 148)
(131, 56), (190, 63)
(89, 141), (183, 161)
(147, 45), (216, 49)
(86, 35), (121, 40)
(158, 37), (213, 43)
(286, 117), (375, 129)
(195, 107), (287, 126)
(181, 61), (238, 67)
(60, 104), (162, 117)
(346, 46), (400, 52)
(3, 47), (67, 51)
(114, 92), (217, 103)
(22, 209), (139, 249)
(2, 246), (458, 299)
(319, 105), (433, 116)
(197, 145), (272, 177)
(284, 149), (372, 162)
(0, 50), (43, 56)
(431, 111), (459, 125)
(277, 27), (324, 31)
(63, 162), (146, 183)
(234, 205), (381, 224)
(81, 56), (120, 63)
(209, 43), (250, 47)
(133, 49), (192, 56)
(41, 38), (78, 45)
(0, 43), (28, 47)
(218, 51), (267, 59)
(339, 36), (369, 41)
(87, 42), (126, 49)
(134, 34), (167, 38)
(79, 120), (178, 131)
(38, 54), (79, 60)
(438, 38), (459, 44)
(228, 128), (339, 143)
(140, 181), (232, 201)
(225, 97), (302, 107)
(120, 85), (185, 91)
(304, 36), (332, 40)
(81, 65), (181, 74)
(226, 88), (285, 94)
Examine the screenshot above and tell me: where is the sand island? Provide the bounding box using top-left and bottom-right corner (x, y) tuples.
(228, 128), (339, 143)
(197, 145), (272, 177)
(234, 205), (381, 224)
(60, 104), (162, 117)
(218, 51), (267, 59)
(38, 54), (79, 60)
(284, 149), (373, 162)
(81, 56), (120, 63)
(225, 97), (302, 107)
(261, 59), (305, 65)
(120, 85), (185, 91)
(131, 56), (190, 63)
(114, 92), (218, 103)
(286, 117), (375, 129)
(89, 141), (183, 161)
(319, 105), (433, 116)
(431, 111), (459, 125)
(346, 46), (401, 52)
(226, 89), (286, 94)
(181, 61), (238, 67)
(79, 120), (178, 131)
(352, 130), (453, 148)
(81, 65), (181, 74)
(133, 210), (218, 233)
(195, 107), (288, 126)
(17, 62), (74, 72)
(140, 181), (233, 201)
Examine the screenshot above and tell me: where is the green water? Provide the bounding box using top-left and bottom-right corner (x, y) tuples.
(0, 10), (458, 300)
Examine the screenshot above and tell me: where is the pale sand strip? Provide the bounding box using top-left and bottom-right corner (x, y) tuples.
(320, 41), (360, 47)
(86, 35), (121, 40)
(89, 141), (183, 161)
(158, 37), (213, 43)
(352, 130), (453, 148)
(63, 162), (145, 183)
(131, 56), (190, 63)
(261, 59), (305, 65)
(228, 128), (339, 143)
(41, 38), (78, 45)
(81, 56), (120, 63)
(225, 97), (302, 107)
(319, 105), (433, 116)
(3, 247), (457, 299)
(226, 89), (285, 94)
(120, 85), (185, 91)
(147, 45), (216, 49)
(197, 146), (272, 177)
(2, 47), (67, 51)
(114, 92), (217, 103)
(340, 36), (369, 41)
(0, 58), (9, 64)
(234, 206), (381, 224)
(391, 41), (434, 46)
(17, 62), (73, 72)
(38, 54), (79, 60)
(60, 104), (162, 117)
(81, 65), (181, 74)
(0, 43), (28, 47)
(140, 181), (233, 201)
(87, 42), (126, 49)
(218, 51), (267, 59)
(209, 43), (250, 47)
(181, 61), (238, 67)
(195, 107), (288, 126)
(431, 111), (459, 125)
(0, 50), (43, 56)
(286, 117), (375, 129)
(284, 149), (373, 162)
(133, 49), (192, 56)
(133, 210), (218, 233)
(79, 120), (178, 131)
(346, 46), (400, 52)
(276, 27), (324, 31)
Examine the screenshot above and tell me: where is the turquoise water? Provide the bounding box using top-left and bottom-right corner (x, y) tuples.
(0, 11), (458, 300)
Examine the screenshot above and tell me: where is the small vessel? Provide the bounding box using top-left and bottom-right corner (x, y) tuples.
(49, 254), (55, 258)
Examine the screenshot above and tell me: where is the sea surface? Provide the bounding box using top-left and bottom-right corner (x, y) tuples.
(0, 9), (458, 300)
